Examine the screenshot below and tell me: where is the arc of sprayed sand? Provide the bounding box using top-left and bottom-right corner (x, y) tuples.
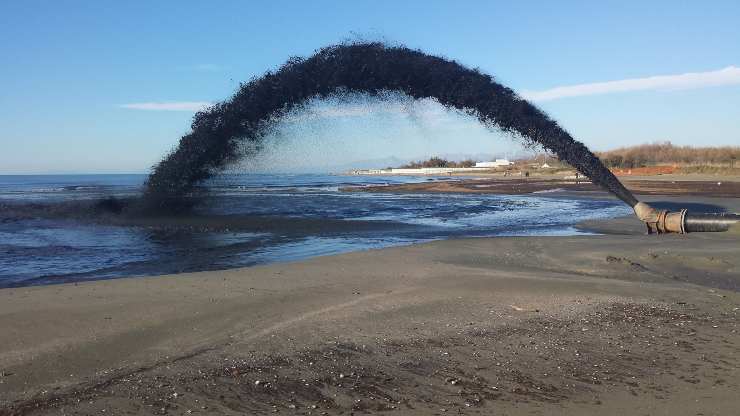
(144, 42), (637, 212)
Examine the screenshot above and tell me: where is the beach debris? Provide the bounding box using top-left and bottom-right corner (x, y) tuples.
(605, 255), (648, 271)
(445, 377), (460, 385)
(510, 304), (540, 312)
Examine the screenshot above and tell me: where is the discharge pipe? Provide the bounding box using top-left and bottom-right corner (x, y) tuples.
(633, 202), (740, 234)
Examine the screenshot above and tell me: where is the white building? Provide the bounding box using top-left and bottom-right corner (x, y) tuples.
(350, 158), (516, 176)
(474, 159), (513, 168)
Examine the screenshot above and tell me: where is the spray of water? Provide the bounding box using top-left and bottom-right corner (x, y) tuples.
(144, 42), (638, 212)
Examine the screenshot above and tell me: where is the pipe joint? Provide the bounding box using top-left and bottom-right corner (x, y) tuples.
(633, 202), (687, 234)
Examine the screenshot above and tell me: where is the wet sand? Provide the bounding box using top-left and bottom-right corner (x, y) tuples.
(344, 176), (740, 198)
(1, 197), (739, 415)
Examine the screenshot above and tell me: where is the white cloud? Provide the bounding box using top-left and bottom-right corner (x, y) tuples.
(119, 101), (213, 111)
(121, 66), (740, 112)
(520, 66), (740, 102)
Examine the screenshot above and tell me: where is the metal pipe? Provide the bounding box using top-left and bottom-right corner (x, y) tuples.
(632, 202), (739, 234)
(684, 213), (740, 233)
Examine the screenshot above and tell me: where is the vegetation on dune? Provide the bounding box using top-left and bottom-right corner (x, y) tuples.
(398, 157), (476, 169)
(676, 165), (740, 175)
(596, 141), (739, 169)
(512, 142), (740, 176)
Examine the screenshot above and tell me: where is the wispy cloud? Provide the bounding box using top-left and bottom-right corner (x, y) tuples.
(520, 66), (740, 102)
(121, 66), (740, 112)
(119, 101), (213, 112)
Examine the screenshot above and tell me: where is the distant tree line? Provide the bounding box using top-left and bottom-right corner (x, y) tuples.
(398, 157), (476, 169)
(596, 141), (739, 168)
(395, 143), (739, 171)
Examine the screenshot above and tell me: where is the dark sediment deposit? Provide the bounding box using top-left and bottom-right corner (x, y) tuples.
(144, 42), (638, 212)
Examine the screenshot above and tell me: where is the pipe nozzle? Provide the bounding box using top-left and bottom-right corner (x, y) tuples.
(633, 202), (687, 234)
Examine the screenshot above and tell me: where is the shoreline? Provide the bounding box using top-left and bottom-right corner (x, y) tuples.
(342, 175), (740, 198)
(1, 195), (738, 415)
(0, 186), (634, 290)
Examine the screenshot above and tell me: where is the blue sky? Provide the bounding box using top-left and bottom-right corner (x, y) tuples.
(1, 1), (739, 174)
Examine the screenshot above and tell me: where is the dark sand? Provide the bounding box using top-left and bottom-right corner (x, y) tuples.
(1, 195), (738, 415)
(344, 176), (740, 198)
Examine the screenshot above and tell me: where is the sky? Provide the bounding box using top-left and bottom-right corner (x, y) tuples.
(1, 1), (739, 174)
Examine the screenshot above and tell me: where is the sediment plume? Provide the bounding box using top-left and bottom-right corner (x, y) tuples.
(144, 42), (638, 212)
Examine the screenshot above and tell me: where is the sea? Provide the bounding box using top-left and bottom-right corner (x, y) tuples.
(0, 174), (632, 288)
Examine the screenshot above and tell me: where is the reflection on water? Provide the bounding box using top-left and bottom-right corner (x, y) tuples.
(0, 174), (631, 288)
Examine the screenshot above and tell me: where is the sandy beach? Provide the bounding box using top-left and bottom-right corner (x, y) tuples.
(1, 194), (738, 415)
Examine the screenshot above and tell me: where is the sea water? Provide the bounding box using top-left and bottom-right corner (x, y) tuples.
(0, 174), (631, 287)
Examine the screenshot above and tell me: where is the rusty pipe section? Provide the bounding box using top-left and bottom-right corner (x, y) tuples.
(633, 202), (740, 234)
(633, 202), (687, 234)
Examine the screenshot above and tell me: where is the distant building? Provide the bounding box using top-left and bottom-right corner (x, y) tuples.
(474, 159), (513, 168)
(541, 163), (551, 168)
(350, 158), (517, 176)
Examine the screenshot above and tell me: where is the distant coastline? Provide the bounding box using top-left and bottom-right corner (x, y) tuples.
(349, 166), (499, 175)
